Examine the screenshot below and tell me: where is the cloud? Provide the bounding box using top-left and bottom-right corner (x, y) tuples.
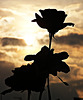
(49, 66), (83, 98)
(0, 1), (83, 98)
(3, 48), (19, 52)
(49, 83), (78, 100)
(0, 51), (12, 61)
(0, 51), (8, 58)
(0, 37), (27, 46)
(7, 0), (83, 7)
(55, 33), (83, 46)
(0, 61), (15, 79)
(66, 4), (83, 31)
(58, 65), (81, 82)
(38, 33), (83, 46)
(0, 9), (14, 17)
(0, 61), (15, 93)
(49, 63), (82, 84)
(70, 79), (83, 92)
(0, 47), (28, 68)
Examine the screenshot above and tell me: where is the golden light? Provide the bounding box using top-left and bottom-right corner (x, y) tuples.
(23, 34), (36, 46)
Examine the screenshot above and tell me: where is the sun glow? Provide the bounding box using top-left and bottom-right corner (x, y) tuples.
(23, 34), (36, 46)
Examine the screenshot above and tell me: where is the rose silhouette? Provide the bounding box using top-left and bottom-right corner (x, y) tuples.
(32, 9), (74, 48)
(32, 9), (74, 36)
(32, 10), (74, 98)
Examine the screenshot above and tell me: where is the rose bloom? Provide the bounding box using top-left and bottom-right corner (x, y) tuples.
(32, 9), (74, 37)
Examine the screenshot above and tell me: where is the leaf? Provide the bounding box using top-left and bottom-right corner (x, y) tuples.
(63, 82), (69, 86)
(57, 76), (69, 86)
(1, 88), (13, 95)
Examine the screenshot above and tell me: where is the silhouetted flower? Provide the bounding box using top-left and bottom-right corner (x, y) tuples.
(1, 64), (46, 96)
(32, 9), (74, 37)
(32, 9), (74, 49)
(25, 46), (70, 76)
(1, 8), (73, 100)
(1, 46), (70, 100)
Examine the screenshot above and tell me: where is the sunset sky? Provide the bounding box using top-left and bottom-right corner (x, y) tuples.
(0, 0), (83, 100)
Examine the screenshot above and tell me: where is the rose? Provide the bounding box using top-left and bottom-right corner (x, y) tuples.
(32, 9), (74, 37)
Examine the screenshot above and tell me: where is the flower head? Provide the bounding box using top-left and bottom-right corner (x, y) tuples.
(32, 9), (74, 36)
(25, 46), (70, 75)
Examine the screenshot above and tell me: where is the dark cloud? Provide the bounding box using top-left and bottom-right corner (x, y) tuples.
(0, 61), (15, 93)
(0, 61), (15, 79)
(55, 33), (83, 46)
(31, 82), (79, 100)
(58, 66), (80, 82)
(38, 33), (83, 46)
(0, 37), (27, 46)
(55, 65), (83, 96)
(38, 37), (48, 45)
(70, 79), (83, 92)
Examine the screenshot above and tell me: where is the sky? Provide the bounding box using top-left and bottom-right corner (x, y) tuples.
(0, 0), (83, 100)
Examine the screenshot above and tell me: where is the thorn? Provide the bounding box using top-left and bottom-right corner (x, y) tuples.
(53, 36), (57, 41)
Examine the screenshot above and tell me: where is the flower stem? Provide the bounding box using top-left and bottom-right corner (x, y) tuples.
(47, 33), (52, 100)
(39, 91), (43, 100)
(47, 75), (51, 100)
(49, 34), (52, 49)
(1, 94), (2, 100)
(28, 90), (31, 100)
